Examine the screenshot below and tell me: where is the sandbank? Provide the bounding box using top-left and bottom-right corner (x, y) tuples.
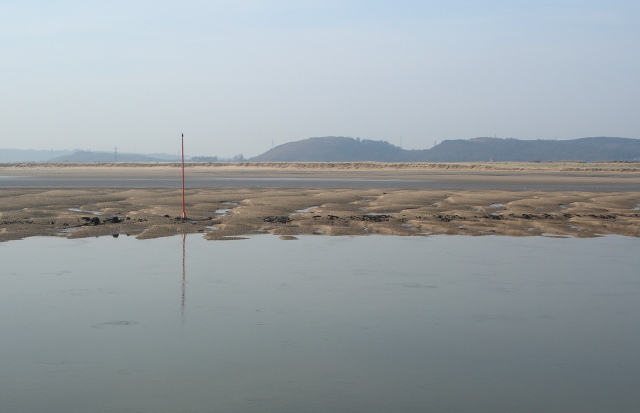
(1, 187), (638, 241)
(2, 163), (639, 241)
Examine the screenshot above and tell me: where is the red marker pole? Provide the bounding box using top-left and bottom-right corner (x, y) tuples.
(181, 133), (186, 219)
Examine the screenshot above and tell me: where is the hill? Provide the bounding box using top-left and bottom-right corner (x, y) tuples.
(0, 149), (183, 163)
(423, 137), (640, 162)
(252, 136), (411, 162)
(252, 136), (640, 163)
(48, 151), (177, 163)
(0, 149), (74, 163)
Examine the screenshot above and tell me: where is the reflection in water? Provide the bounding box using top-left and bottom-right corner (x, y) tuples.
(181, 233), (186, 321)
(1, 235), (639, 413)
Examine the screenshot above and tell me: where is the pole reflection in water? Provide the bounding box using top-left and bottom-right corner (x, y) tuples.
(181, 233), (186, 322)
(1, 235), (639, 412)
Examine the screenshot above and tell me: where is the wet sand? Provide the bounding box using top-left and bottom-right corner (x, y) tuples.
(2, 163), (639, 241)
(2, 185), (639, 241)
(3, 163), (640, 194)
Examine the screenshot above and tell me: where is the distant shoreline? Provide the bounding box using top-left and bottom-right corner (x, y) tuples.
(3, 160), (640, 173)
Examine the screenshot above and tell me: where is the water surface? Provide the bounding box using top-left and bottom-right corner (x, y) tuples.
(1, 235), (639, 412)
(3, 175), (640, 191)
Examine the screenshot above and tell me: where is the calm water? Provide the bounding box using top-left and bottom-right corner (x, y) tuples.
(3, 176), (640, 192)
(1, 234), (639, 413)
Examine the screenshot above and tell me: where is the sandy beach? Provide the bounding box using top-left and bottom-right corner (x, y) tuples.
(1, 163), (639, 241)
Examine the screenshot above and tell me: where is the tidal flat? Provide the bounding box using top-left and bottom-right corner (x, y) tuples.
(2, 163), (639, 241)
(1, 187), (639, 241)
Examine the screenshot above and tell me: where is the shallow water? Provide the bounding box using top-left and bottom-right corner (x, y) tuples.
(1, 235), (639, 413)
(3, 175), (640, 191)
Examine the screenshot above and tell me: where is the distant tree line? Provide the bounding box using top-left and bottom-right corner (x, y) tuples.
(191, 156), (219, 162)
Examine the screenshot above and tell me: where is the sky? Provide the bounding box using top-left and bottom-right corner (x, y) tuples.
(1, 1), (639, 158)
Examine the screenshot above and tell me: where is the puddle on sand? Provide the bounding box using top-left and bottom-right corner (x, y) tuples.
(542, 233), (573, 238)
(68, 208), (102, 215)
(489, 203), (504, 208)
(52, 227), (80, 236)
(215, 209), (232, 216)
(294, 206), (318, 213)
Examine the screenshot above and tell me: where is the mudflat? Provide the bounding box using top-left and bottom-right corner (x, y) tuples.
(3, 162), (640, 191)
(1, 163), (639, 241)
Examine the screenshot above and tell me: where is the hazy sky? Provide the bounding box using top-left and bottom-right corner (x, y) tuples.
(2, 1), (638, 157)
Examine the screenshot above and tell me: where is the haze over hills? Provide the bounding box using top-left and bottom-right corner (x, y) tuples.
(3, 136), (640, 163)
(47, 151), (179, 163)
(1, 149), (239, 163)
(0, 149), (74, 163)
(1, 149), (182, 163)
(252, 136), (640, 163)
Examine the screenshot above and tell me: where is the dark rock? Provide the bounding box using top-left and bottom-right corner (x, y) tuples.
(349, 214), (391, 222)
(263, 216), (291, 224)
(435, 214), (455, 222)
(364, 214), (390, 222)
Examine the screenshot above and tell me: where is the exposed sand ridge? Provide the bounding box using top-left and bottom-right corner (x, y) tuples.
(1, 188), (638, 241)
